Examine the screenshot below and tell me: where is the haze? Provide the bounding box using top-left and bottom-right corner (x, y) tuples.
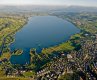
(0, 0), (97, 7)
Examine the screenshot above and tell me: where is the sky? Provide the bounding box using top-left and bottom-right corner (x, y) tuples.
(0, 0), (97, 7)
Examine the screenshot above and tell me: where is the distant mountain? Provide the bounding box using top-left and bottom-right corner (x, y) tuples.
(0, 5), (97, 13)
(64, 6), (97, 12)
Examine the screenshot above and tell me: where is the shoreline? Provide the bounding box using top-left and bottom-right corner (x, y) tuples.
(9, 15), (81, 57)
(0, 17), (29, 56)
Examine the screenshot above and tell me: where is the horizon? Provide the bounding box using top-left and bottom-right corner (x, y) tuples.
(0, 0), (97, 7)
(0, 4), (97, 8)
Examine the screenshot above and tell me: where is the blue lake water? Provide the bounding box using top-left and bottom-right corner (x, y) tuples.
(10, 16), (80, 64)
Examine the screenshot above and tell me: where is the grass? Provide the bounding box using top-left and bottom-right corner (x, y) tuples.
(0, 77), (30, 80)
(41, 41), (75, 55)
(0, 52), (11, 60)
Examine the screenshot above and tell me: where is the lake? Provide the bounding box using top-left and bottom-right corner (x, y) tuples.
(10, 16), (80, 64)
